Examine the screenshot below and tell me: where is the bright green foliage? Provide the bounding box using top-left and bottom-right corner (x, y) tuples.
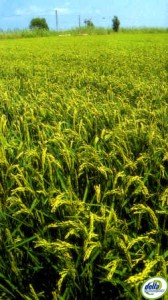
(0, 33), (168, 299)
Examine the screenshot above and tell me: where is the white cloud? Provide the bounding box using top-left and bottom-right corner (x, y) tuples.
(15, 5), (60, 16)
(65, 1), (71, 6)
(95, 9), (101, 15)
(54, 7), (71, 14)
(15, 9), (25, 16)
(15, 5), (71, 16)
(15, 6), (45, 16)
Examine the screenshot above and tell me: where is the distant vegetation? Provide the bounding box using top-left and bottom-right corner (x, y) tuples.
(29, 17), (49, 30)
(112, 16), (120, 32)
(0, 27), (167, 39)
(84, 19), (95, 27)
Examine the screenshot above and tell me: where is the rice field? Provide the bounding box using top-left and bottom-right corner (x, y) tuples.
(0, 33), (168, 299)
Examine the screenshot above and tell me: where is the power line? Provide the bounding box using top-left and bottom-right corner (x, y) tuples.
(0, 11), (116, 30)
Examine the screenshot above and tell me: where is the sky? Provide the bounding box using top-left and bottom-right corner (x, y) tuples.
(0, 0), (167, 31)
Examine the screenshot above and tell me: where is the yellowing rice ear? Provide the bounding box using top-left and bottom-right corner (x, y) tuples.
(0, 32), (167, 299)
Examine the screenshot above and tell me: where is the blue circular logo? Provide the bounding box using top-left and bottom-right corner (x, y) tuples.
(141, 277), (168, 299)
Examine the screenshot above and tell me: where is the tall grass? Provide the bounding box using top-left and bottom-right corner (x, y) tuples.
(0, 33), (168, 299)
(0, 26), (167, 39)
(0, 29), (58, 39)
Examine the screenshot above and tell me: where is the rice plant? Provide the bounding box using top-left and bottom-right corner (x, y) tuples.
(0, 33), (168, 299)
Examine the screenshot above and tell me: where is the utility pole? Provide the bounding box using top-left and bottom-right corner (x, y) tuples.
(55, 10), (58, 31)
(78, 15), (81, 28)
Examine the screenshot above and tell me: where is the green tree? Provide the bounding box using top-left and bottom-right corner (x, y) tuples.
(29, 18), (49, 30)
(84, 19), (94, 27)
(112, 16), (120, 32)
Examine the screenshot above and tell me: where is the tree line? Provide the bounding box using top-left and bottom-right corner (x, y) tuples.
(29, 16), (120, 32)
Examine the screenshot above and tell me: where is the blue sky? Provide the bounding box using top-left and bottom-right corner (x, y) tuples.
(0, 0), (167, 30)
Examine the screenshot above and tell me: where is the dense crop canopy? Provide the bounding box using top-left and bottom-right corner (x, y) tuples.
(0, 33), (168, 299)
